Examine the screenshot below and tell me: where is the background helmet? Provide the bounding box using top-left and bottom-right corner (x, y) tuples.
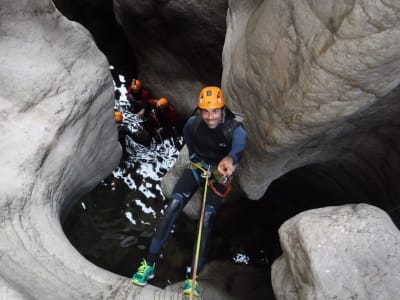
(114, 111), (123, 123)
(198, 86), (225, 109)
(156, 97), (168, 109)
(130, 79), (142, 93)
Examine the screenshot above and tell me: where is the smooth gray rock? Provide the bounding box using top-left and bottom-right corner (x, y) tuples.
(223, 0), (400, 199)
(0, 1), (141, 299)
(272, 204), (400, 300)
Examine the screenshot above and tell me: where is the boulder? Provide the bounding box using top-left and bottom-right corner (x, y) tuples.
(272, 204), (400, 300)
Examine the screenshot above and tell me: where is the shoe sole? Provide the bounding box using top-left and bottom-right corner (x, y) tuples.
(131, 279), (145, 287)
(131, 273), (154, 287)
(182, 293), (202, 300)
(183, 290), (199, 297)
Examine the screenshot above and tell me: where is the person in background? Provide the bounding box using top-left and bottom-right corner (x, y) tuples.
(126, 79), (150, 114)
(115, 111), (131, 160)
(144, 97), (179, 142)
(130, 86), (248, 297)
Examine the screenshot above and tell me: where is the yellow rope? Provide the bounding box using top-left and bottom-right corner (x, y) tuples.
(189, 165), (210, 300)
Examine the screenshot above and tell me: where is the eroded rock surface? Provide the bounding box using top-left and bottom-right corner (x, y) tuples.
(224, 0), (400, 199)
(272, 204), (400, 300)
(0, 1), (137, 299)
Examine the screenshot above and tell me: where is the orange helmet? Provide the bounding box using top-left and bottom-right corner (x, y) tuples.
(156, 97), (169, 109)
(130, 79), (142, 93)
(114, 111), (123, 123)
(198, 86), (225, 109)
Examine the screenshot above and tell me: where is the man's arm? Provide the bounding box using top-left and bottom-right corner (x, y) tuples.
(218, 125), (247, 176)
(228, 125), (247, 165)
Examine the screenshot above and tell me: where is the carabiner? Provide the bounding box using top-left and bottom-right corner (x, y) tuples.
(201, 165), (211, 178)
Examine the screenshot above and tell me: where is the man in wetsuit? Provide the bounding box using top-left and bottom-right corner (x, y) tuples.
(126, 79), (150, 114)
(131, 86), (247, 297)
(143, 97), (180, 142)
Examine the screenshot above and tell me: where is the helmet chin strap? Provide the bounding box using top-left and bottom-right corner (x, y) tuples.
(222, 107), (226, 124)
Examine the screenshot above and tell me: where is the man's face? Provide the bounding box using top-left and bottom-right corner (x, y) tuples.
(200, 108), (223, 129)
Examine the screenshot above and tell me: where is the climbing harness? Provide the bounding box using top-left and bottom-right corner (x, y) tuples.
(209, 169), (233, 198)
(187, 161), (233, 198)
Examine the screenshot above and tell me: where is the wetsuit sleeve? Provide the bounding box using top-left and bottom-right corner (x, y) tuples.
(183, 116), (197, 157)
(145, 99), (157, 112)
(151, 113), (161, 128)
(148, 99), (158, 106)
(229, 125), (247, 165)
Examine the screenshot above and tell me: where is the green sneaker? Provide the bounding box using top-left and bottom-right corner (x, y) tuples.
(131, 259), (155, 286)
(183, 279), (199, 297)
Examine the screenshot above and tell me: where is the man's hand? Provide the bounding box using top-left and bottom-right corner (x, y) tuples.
(217, 156), (236, 177)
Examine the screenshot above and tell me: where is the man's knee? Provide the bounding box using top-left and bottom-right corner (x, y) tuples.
(204, 205), (216, 219)
(166, 193), (185, 214)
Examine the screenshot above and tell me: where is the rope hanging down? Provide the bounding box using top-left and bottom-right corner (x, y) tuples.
(187, 161), (233, 299)
(189, 164), (210, 300)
